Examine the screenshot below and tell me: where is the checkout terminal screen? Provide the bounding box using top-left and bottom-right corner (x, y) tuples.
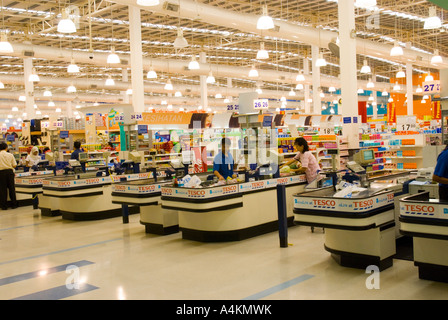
(363, 150), (374, 161)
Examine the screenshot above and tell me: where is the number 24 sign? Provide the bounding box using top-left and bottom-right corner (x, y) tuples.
(423, 80), (440, 94)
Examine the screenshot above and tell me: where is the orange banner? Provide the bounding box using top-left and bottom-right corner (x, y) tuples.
(433, 101), (441, 120)
(387, 103), (396, 123)
(138, 112), (193, 125)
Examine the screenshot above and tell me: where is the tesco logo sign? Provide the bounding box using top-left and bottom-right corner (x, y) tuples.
(405, 204), (435, 213)
(354, 199), (374, 208)
(188, 189), (206, 197)
(313, 199), (336, 208)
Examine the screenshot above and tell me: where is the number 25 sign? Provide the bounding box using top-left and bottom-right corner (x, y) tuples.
(422, 80), (440, 94)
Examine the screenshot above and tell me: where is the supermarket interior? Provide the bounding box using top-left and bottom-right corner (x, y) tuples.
(0, 0), (448, 302)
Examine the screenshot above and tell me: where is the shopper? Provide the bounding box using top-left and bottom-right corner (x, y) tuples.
(25, 146), (41, 171)
(213, 137), (237, 181)
(432, 145), (448, 201)
(71, 141), (83, 160)
(281, 137), (319, 184)
(0, 142), (18, 210)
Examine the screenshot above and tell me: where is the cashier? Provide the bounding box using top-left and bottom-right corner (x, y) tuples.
(71, 141), (83, 161)
(432, 146), (448, 200)
(25, 146), (41, 170)
(281, 137), (319, 184)
(213, 137), (237, 181)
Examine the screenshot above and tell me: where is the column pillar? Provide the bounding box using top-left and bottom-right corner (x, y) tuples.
(66, 100), (72, 118)
(23, 58), (35, 119)
(122, 68), (130, 104)
(338, 0), (359, 149)
(406, 62), (414, 116)
(303, 57), (310, 114)
(200, 51), (208, 109)
(312, 45), (321, 114)
(129, 6), (144, 113)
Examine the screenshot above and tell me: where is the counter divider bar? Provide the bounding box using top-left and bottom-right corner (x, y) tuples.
(399, 229), (448, 241)
(42, 191), (104, 199)
(161, 203), (243, 213)
(161, 193), (242, 204)
(294, 220), (377, 231)
(399, 216), (448, 227)
(293, 204), (394, 219)
(43, 183), (111, 192)
(111, 192), (161, 199)
(112, 200), (159, 206)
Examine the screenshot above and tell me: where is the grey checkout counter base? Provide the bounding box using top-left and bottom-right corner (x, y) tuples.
(111, 178), (178, 235)
(294, 187), (396, 271)
(160, 175), (307, 242)
(399, 192), (448, 283)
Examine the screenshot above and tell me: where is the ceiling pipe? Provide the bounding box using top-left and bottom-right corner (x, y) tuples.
(111, 0), (446, 70)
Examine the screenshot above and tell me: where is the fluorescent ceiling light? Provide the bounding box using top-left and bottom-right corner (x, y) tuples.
(367, 79), (374, 88)
(56, 108), (62, 113)
(215, 93), (222, 99)
(107, 46), (121, 64)
(67, 84), (77, 93)
(11, 106), (18, 112)
(48, 101), (55, 107)
(137, 0), (160, 6)
(43, 89), (52, 97)
(425, 74), (434, 82)
(256, 42), (269, 60)
(18, 95), (26, 101)
(257, 5), (274, 30)
(424, 7), (442, 30)
(357, 88), (364, 94)
(416, 85), (423, 93)
(421, 99), (426, 103)
(360, 60), (371, 74)
(57, 9), (76, 34)
(328, 86), (336, 93)
(382, 89), (388, 96)
(188, 56), (200, 70)
(355, 0), (377, 7)
(288, 89), (296, 96)
(126, 88), (133, 95)
(167, 104), (173, 110)
(175, 91), (182, 97)
(393, 82), (401, 91)
(423, 94), (429, 100)
(388, 97), (394, 103)
(173, 29), (188, 48)
(295, 83), (303, 90)
(0, 32), (13, 53)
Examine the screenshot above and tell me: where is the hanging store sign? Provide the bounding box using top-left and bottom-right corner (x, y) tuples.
(422, 80), (441, 94)
(139, 112), (193, 125)
(253, 99), (269, 110)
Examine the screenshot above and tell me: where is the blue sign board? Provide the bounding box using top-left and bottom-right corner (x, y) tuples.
(60, 131), (69, 139)
(343, 117), (352, 124)
(138, 125), (148, 135)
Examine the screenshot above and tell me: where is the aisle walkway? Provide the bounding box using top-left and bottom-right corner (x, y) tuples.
(0, 205), (447, 300)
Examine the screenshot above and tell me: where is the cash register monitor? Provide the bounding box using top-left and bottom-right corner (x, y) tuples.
(129, 151), (141, 163)
(354, 149), (375, 166)
(78, 152), (88, 162)
(45, 152), (55, 162)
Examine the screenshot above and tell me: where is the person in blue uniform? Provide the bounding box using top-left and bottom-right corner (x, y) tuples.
(213, 137), (237, 181)
(432, 145), (448, 201)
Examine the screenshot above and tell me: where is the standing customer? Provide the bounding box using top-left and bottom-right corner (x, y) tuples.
(281, 137), (319, 184)
(432, 145), (448, 201)
(0, 142), (18, 210)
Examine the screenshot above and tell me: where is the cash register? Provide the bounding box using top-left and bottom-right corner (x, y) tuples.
(344, 149), (375, 188)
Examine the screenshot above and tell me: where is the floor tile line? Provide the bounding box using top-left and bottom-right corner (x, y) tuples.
(10, 283), (99, 300)
(0, 260), (95, 286)
(0, 223), (42, 232)
(242, 274), (315, 300)
(0, 238), (121, 266)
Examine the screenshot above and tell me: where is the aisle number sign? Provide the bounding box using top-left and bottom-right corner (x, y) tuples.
(422, 80), (441, 94)
(397, 116), (417, 131)
(253, 99), (269, 110)
(131, 113), (143, 121)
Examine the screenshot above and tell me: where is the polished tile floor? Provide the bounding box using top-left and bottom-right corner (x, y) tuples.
(0, 204), (447, 301)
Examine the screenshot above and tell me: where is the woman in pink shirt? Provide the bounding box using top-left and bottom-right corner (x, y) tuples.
(281, 137), (319, 184)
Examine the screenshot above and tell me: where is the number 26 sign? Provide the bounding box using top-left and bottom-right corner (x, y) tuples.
(423, 80), (440, 94)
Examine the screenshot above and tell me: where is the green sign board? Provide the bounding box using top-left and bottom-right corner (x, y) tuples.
(427, 0), (448, 10)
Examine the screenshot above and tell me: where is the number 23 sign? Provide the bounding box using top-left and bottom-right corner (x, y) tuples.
(423, 80), (440, 94)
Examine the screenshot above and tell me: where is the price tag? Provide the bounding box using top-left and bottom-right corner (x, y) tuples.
(422, 80), (441, 94)
(397, 116), (416, 131)
(253, 99), (269, 110)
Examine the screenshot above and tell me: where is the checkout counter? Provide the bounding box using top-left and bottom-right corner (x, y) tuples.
(14, 170), (56, 208)
(293, 148), (417, 271)
(160, 172), (307, 242)
(399, 191), (448, 283)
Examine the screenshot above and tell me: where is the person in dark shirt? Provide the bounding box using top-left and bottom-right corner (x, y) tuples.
(432, 146), (448, 201)
(71, 141), (83, 161)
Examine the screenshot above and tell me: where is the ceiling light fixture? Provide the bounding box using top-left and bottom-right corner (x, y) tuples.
(424, 7), (442, 30)
(288, 88), (296, 96)
(296, 71), (305, 82)
(355, 0), (377, 8)
(48, 101), (55, 107)
(396, 68), (405, 78)
(67, 83), (76, 93)
(382, 89), (389, 96)
(295, 83), (304, 90)
(146, 67), (157, 79)
(390, 41), (403, 57)
(67, 58), (80, 73)
(431, 50), (443, 65)
(360, 60), (371, 74)
(357, 88), (364, 94)
(256, 42), (269, 59)
(425, 73), (434, 82)
(136, 0), (160, 6)
(393, 82), (401, 91)
(248, 65), (259, 77)
(107, 46), (120, 64)
(315, 53), (327, 67)
(126, 88), (133, 95)
(257, 5), (274, 30)
(367, 79), (375, 88)
(164, 79), (174, 91)
(173, 28), (188, 48)
(0, 32), (13, 53)
(43, 89), (52, 97)
(28, 68), (40, 82)
(0, 81), (4, 89)
(206, 71), (215, 84)
(416, 85), (423, 93)
(188, 55), (200, 70)
(57, 9), (77, 34)
(105, 75), (115, 86)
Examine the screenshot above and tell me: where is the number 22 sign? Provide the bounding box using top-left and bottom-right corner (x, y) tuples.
(423, 80), (440, 94)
